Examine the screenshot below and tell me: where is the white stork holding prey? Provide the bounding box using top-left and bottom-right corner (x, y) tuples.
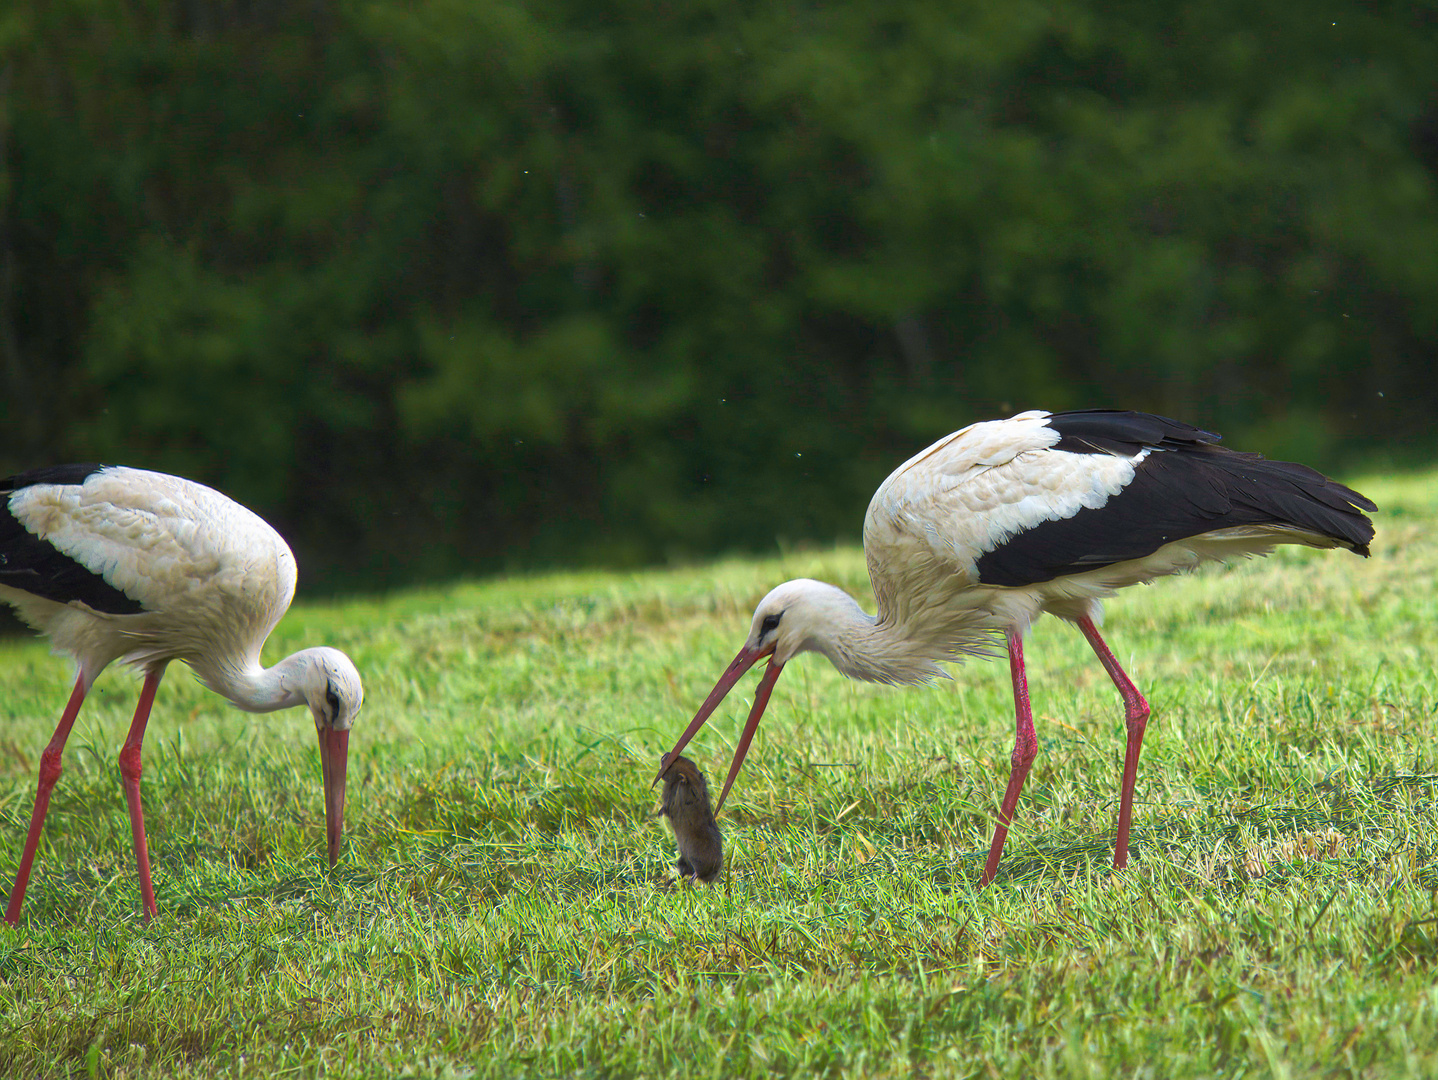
(0, 464), (363, 923)
(658, 409), (1376, 886)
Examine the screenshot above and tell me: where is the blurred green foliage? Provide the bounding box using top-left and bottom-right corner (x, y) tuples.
(1, 0), (1434, 589)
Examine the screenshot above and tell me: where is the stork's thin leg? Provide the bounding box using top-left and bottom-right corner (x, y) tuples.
(1075, 616), (1151, 870)
(980, 629), (1037, 888)
(117, 667), (166, 920)
(5, 678), (89, 925)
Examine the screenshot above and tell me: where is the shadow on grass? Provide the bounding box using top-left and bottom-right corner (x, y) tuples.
(968, 774), (1438, 891)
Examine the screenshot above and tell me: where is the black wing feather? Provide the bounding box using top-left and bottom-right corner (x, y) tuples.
(0, 464), (147, 615)
(1045, 410), (1221, 455)
(975, 413), (1376, 588)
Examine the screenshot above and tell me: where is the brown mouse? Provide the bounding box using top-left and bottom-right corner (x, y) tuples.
(657, 754), (723, 883)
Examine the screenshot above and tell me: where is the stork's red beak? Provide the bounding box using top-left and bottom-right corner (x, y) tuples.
(317, 727), (350, 866)
(656, 643), (784, 813)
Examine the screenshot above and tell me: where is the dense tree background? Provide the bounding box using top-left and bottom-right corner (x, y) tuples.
(2, 0), (1435, 590)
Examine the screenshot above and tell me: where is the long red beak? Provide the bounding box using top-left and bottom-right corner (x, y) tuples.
(317, 727), (350, 866)
(656, 643), (785, 813)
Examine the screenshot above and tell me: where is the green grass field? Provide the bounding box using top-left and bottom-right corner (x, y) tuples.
(1, 470), (1436, 1078)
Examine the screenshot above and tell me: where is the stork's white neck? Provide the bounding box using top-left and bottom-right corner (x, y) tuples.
(816, 608), (946, 685)
(194, 650), (316, 714)
(763, 579), (994, 686)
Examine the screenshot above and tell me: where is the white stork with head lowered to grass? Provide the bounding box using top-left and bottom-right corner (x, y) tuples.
(0, 464), (363, 923)
(657, 409), (1376, 886)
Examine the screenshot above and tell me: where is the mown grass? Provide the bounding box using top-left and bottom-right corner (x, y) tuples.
(1, 470), (1436, 1078)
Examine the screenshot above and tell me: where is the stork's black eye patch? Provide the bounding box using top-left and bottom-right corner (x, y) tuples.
(759, 612), (782, 636)
(325, 684), (340, 716)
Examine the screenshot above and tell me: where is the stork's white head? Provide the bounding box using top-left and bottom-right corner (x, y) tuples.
(742, 578), (871, 668)
(287, 646), (363, 867)
(656, 577), (871, 815)
(295, 646), (364, 732)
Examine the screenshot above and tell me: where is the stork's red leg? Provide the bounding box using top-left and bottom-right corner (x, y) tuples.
(117, 667), (166, 920)
(5, 678), (89, 925)
(980, 628), (1037, 888)
(1076, 615), (1150, 870)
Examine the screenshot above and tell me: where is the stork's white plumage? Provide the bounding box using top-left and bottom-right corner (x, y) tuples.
(0, 464), (362, 923)
(658, 409), (1376, 886)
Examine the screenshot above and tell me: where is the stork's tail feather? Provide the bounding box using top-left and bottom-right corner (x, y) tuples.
(1202, 450), (1376, 556)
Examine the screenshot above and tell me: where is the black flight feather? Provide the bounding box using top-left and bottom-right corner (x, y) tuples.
(975, 412), (1376, 588)
(0, 464), (147, 615)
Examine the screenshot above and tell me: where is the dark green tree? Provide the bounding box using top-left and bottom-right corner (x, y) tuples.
(3, 0), (1435, 587)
